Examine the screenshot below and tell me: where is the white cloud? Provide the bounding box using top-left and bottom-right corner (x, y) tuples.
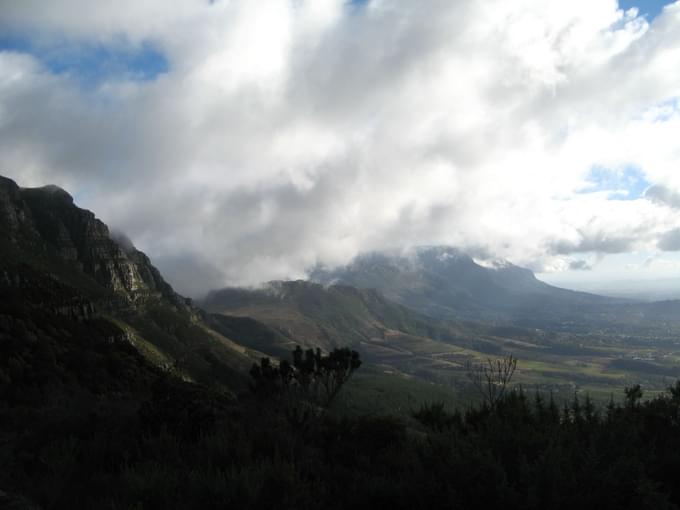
(2, 0), (680, 295)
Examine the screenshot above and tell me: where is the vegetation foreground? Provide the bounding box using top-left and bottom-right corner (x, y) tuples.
(3, 327), (680, 510)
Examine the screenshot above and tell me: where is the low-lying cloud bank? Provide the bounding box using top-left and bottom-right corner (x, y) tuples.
(2, 0), (680, 296)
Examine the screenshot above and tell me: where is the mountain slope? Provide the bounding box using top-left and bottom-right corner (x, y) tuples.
(202, 280), (466, 351)
(202, 276), (680, 404)
(310, 246), (617, 324)
(0, 175), (254, 390)
(200, 279), (539, 389)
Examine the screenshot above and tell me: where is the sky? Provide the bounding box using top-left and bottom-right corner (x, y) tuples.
(1, 0), (680, 297)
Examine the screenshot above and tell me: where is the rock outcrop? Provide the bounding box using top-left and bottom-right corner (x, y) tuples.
(0, 175), (180, 305)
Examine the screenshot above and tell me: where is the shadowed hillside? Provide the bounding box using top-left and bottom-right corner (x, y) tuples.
(0, 175), (255, 389)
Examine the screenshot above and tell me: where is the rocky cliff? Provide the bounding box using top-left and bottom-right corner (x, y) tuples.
(0, 175), (182, 305)
(0, 174), (254, 389)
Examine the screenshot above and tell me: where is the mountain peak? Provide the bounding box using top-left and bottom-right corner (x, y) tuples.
(0, 175), (20, 193)
(0, 174), (179, 304)
(31, 184), (74, 204)
(311, 245), (611, 322)
(20, 183), (76, 209)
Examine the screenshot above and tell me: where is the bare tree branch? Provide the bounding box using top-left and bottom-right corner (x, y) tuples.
(466, 354), (517, 408)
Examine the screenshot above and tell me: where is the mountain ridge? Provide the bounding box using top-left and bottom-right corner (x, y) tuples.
(1, 175), (183, 305)
(310, 246), (619, 324)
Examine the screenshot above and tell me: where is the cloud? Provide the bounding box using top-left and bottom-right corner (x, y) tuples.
(645, 183), (680, 208)
(151, 253), (227, 299)
(658, 228), (680, 250)
(550, 234), (635, 255)
(2, 1), (680, 295)
(568, 259), (593, 271)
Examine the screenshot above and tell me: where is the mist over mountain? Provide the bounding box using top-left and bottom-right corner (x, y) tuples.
(6, 174), (680, 508)
(310, 246), (619, 323)
(5, 0), (680, 506)
(5, 1), (680, 291)
(201, 279), (477, 360)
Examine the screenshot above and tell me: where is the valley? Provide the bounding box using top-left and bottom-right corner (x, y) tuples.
(4, 172), (680, 409)
(4, 174), (680, 508)
(5, 3), (680, 505)
(202, 279), (680, 405)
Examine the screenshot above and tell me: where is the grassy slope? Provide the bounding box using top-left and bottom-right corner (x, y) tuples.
(203, 280), (680, 403)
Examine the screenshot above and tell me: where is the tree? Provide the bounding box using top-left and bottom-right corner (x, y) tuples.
(249, 356), (293, 397)
(466, 354), (517, 408)
(625, 384), (643, 409)
(250, 346), (361, 408)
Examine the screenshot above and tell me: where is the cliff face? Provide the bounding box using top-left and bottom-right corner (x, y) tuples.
(0, 174), (253, 390)
(0, 175), (179, 304)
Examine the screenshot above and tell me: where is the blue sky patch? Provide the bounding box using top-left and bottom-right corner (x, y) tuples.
(0, 33), (168, 87)
(618, 0), (673, 20)
(581, 165), (650, 200)
(644, 97), (680, 122)
(347, 0), (370, 10)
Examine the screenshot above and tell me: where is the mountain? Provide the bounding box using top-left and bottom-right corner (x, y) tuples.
(5, 176), (680, 509)
(310, 246), (617, 325)
(202, 279), (551, 386)
(0, 175), (255, 390)
(200, 274), (680, 403)
(201, 279), (480, 361)
(0, 175), (261, 508)
(200, 279), (594, 395)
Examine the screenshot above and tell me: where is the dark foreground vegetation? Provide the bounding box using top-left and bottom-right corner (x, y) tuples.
(4, 311), (680, 510)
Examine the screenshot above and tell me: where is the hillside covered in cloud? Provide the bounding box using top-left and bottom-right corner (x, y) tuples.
(2, 0), (680, 294)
